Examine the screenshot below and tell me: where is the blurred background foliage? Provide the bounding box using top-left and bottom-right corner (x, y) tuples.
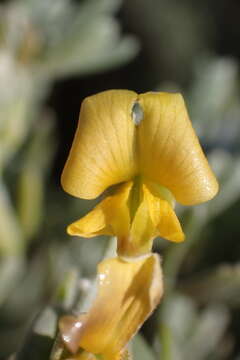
(0, 0), (240, 359)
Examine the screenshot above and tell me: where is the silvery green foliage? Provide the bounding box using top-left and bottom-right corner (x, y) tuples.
(181, 263), (240, 307)
(0, 0), (138, 80)
(189, 57), (240, 149)
(0, 0), (138, 166)
(159, 295), (230, 360)
(0, 0), (138, 357)
(132, 334), (156, 360)
(0, 53), (33, 168)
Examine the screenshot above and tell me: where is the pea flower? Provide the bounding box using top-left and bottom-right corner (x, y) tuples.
(61, 90), (218, 257)
(60, 253), (163, 360)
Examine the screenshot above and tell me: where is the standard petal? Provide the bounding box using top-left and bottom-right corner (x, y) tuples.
(60, 255), (163, 360)
(61, 90), (138, 199)
(144, 184), (185, 243)
(138, 92), (219, 205)
(67, 182), (132, 239)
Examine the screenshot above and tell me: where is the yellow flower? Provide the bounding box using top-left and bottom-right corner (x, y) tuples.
(60, 254), (163, 360)
(61, 90), (218, 256)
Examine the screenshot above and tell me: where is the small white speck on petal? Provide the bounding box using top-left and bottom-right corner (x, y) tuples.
(132, 102), (144, 125)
